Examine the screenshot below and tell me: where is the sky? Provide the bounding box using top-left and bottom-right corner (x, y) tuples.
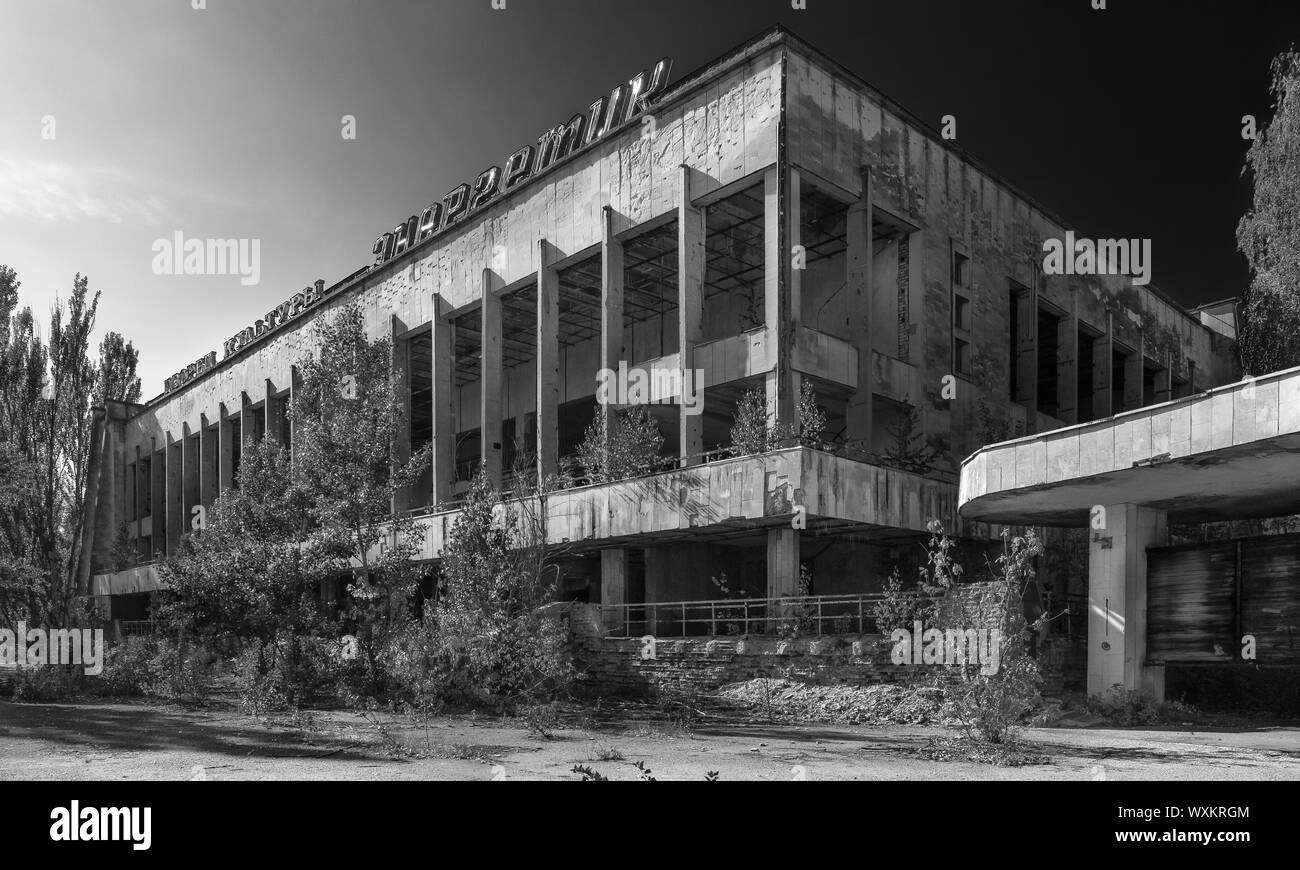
(1, 0), (1296, 399)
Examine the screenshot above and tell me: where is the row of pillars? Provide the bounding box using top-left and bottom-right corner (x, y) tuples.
(1013, 287), (1189, 426)
(401, 162), (878, 506)
(599, 526), (802, 632)
(134, 380), (292, 560)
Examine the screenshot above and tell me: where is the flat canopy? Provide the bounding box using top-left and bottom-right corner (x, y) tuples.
(959, 367), (1300, 526)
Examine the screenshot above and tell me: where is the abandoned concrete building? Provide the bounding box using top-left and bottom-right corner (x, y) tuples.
(79, 27), (1241, 694)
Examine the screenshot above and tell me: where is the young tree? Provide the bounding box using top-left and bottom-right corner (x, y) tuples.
(95, 331), (142, 406)
(431, 466), (571, 708)
(728, 387), (769, 457)
(1237, 49), (1300, 375)
(286, 303), (431, 691)
(0, 268), (113, 625)
(882, 397), (941, 474)
(575, 405), (665, 484)
(729, 380), (828, 457)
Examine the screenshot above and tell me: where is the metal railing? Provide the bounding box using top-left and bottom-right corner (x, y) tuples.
(117, 620), (157, 639)
(598, 593), (890, 638)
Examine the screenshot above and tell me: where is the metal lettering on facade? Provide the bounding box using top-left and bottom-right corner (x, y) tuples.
(368, 58), (672, 268)
(163, 351), (218, 394)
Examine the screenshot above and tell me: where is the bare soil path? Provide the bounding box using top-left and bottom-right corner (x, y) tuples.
(2, 699), (1297, 781)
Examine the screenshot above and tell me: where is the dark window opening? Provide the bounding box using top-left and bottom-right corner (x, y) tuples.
(1112, 350), (1128, 413)
(952, 250), (970, 288)
(1036, 308), (1060, 417)
(139, 458), (152, 517)
(1008, 289), (1020, 401)
(1143, 363), (1160, 407)
(1077, 330), (1096, 423)
(230, 418), (242, 485)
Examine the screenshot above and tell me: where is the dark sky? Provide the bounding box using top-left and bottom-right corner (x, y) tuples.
(3, 0), (1295, 393)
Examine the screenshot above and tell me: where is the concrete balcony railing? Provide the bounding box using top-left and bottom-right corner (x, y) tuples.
(89, 446), (961, 594)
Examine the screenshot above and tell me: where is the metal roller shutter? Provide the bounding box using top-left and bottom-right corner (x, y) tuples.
(1240, 535), (1300, 665)
(1147, 542), (1236, 663)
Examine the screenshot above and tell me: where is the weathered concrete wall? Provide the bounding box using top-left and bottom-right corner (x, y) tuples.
(784, 42), (1240, 477)
(960, 365), (1300, 525)
(126, 47), (783, 450)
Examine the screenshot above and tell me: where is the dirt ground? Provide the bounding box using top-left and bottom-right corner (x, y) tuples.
(2, 698), (1298, 781)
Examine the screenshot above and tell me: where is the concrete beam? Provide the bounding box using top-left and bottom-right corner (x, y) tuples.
(537, 241), (560, 484)
(678, 165), (705, 464)
(1088, 503), (1167, 699)
(480, 269), (503, 487)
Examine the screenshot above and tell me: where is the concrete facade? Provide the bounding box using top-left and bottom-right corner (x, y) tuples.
(82, 29), (1238, 651)
(960, 369), (1300, 700)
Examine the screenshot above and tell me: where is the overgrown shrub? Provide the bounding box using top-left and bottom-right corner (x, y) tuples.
(921, 523), (1047, 747)
(1086, 685), (1203, 726)
(871, 567), (934, 633)
(234, 635), (331, 714)
(91, 635), (213, 702)
(9, 665), (79, 702)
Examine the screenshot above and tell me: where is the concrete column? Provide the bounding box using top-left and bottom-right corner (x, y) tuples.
(265, 379), (285, 448)
(134, 445), (147, 562)
(600, 548), (629, 634)
(1056, 290), (1079, 423)
(149, 442), (165, 559)
(778, 167), (799, 429)
(288, 365), (302, 463)
(1092, 313), (1114, 420)
(1124, 338), (1144, 411)
(218, 402), (235, 492)
(480, 270), (503, 487)
(1155, 351), (1173, 404)
(199, 414), (216, 507)
(240, 392), (255, 454)
(767, 527), (800, 631)
(846, 165), (874, 451)
(181, 422), (198, 534)
(392, 315), (412, 514)
(678, 165), (705, 465)
(537, 242), (560, 485)
(165, 435), (181, 555)
(1088, 503), (1167, 699)
(430, 296), (454, 504)
(1014, 287), (1036, 408)
(600, 206), (625, 459)
(767, 527), (799, 598)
